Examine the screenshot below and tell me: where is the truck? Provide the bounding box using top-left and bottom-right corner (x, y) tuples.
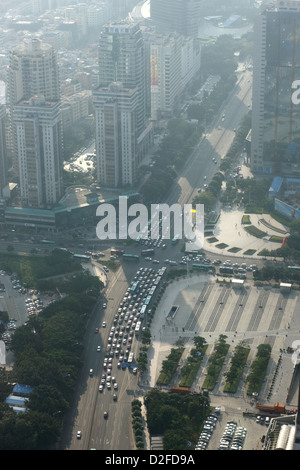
(256, 403), (285, 414)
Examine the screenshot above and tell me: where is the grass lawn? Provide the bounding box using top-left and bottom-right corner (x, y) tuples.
(242, 214), (251, 224)
(227, 247), (242, 253)
(216, 243), (228, 249)
(207, 237), (219, 243)
(243, 249), (256, 255)
(244, 225), (267, 238)
(269, 235), (284, 243)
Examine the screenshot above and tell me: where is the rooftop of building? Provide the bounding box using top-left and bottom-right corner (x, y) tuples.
(5, 186), (139, 217)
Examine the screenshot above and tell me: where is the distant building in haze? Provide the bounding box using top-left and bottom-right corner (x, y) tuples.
(150, 0), (201, 37)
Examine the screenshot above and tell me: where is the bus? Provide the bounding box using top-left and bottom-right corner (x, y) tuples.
(130, 281), (139, 293)
(141, 248), (154, 256)
(158, 267), (167, 276)
(219, 266), (233, 275)
(148, 285), (156, 295)
(122, 253), (139, 261)
(144, 295), (152, 305)
(192, 264), (210, 271)
(140, 305), (147, 316)
(287, 266), (300, 271)
(111, 249), (124, 256)
(128, 352), (134, 364)
(172, 234), (180, 245)
(135, 321), (141, 336)
(73, 253), (91, 260)
(185, 250), (199, 256)
(40, 239), (56, 245)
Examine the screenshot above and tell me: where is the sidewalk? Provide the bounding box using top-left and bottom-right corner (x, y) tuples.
(204, 206), (288, 260)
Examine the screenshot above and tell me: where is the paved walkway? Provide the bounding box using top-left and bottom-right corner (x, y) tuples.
(203, 206), (288, 260)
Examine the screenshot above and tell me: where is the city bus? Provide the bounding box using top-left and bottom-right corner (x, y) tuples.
(184, 250), (199, 256)
(130, 281), (139, 293)
(172, 234), (180, 245)
(73, 253), (91, 261)
(40, 239), (56, 245)
(158, 267), (167, 276)
(122, 253), (139, 261)
(128, 352), (134, 364)
(219, 266), (233, 275)
(111, 249), (124, 256)
(148, 286), (156, 296)
(140, 304), (147, 316)
(192, 264), (210, 271)
(141, 248), (154, 256)
(135, 321), (141, 336)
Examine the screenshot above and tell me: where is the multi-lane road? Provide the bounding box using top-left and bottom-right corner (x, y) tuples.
(167, 69), (252, 207)
(57, 68), (254, 450)
(0, 67), (253, 450)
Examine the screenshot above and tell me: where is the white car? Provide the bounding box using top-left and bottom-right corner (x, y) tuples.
(76, 431), (82, 439)
(97, 345), (101, 352)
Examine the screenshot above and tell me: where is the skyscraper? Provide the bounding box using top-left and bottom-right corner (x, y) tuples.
(251, 0), (300, 173)
(0, 104), (8, 197)
(150, 0), (201, 37)
(98, 21), (147, 137)
(14, 95), (63, 208)
(7, 38), (60, 172)
(94, 82), (138, 187)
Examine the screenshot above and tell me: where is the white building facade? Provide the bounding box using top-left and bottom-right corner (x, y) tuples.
(93, 82), (138, 188)
(14, 95), (63, 208)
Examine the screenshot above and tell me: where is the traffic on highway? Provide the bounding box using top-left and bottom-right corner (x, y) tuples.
(0, 63), (256, 450)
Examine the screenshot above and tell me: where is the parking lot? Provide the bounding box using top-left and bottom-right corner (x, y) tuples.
(144, 272), (300, 449)
(196, 406), (267, 450)
(0, 270), (61, 365)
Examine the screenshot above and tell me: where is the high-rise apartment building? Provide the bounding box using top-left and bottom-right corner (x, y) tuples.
(145, 32), (201, 120)
(0, 104), (8, 197)
(7, 38), (60, 171)
(14, 95), (63, 208)
(251, 0), (300, 174)
(94, 82), (138, 188)
(150, 0), (201, 37)
(98, 21), (147, 137)
(7, 38), (60, 106)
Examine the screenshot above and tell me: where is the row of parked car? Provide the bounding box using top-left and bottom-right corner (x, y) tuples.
(219, 421), (247, 450)
(195, 415), (218, 450)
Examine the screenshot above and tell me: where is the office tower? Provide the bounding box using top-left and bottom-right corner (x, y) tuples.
(98, 21), (146, 137)
(94, 82), (138, 188)
(14, 95), (63, 208)
(7, 38), (60, 172)
(0, 105), (8, 197)
(251, 0), (300, 174)
(150, 0), (201, 37)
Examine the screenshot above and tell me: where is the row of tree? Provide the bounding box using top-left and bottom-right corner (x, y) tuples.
(0, 270), (103, 449)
